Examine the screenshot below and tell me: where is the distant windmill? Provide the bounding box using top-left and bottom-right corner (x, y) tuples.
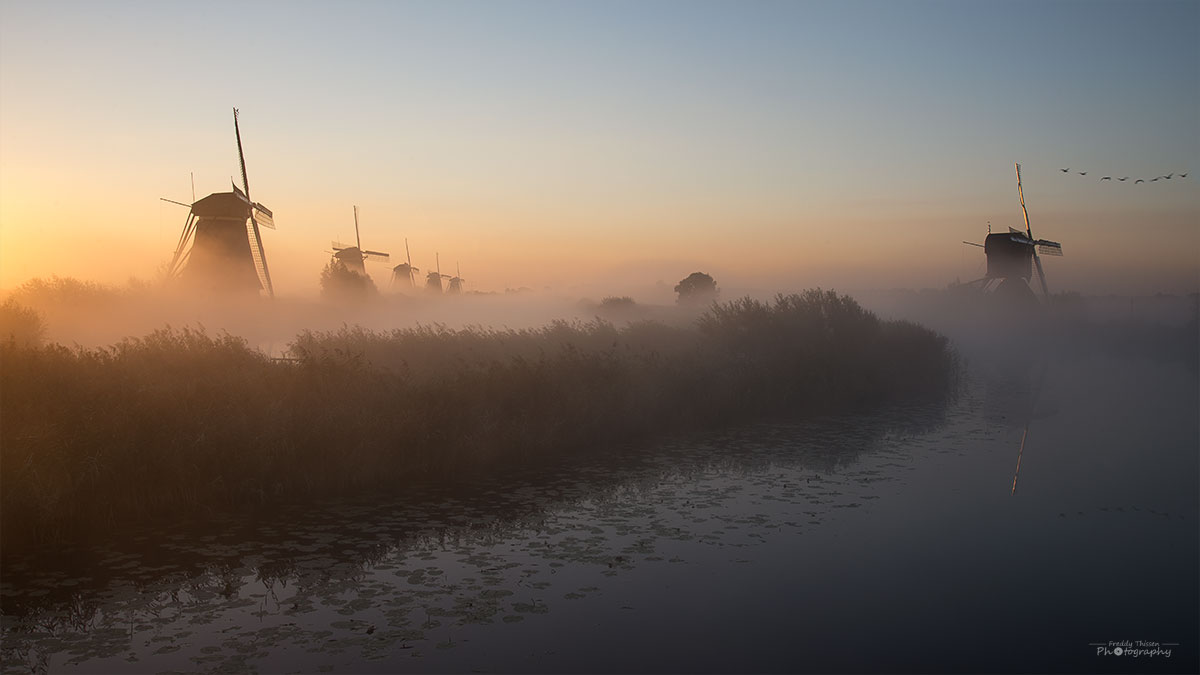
(425, 252), (453, 294)
(390, 238), (420, 289)
(446, 262), (465, 294)
(330, 206), (390, 277)
(959, 163), (1063, 303)
(165, 108), (276, 296)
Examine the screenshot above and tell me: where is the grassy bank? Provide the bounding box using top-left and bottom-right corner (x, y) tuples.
(1, 291), (955, 548)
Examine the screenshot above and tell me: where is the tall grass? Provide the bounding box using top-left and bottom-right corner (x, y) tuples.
(1, 291), (954, 548)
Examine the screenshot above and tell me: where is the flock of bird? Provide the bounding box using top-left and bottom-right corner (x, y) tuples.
(1059, 168), (1189, 184)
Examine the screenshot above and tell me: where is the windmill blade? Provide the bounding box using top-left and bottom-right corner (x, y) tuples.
(160, 197), (192, 208)
(1015, 162), (1033, 238)
(246, 213), (275, 297)
(233, 108), (274, 297)
(234, 108), (251, 201)
(1032, 250), (1050, 298)
(1036, 240), (1063, 256)
(332, 241), (353, 250)
(168, 212), (198, 278)
(253, 203), (274, 229)
(363, 250), (391, 263)
(962, 241), (984, 248)
(353, 205), (362, 251)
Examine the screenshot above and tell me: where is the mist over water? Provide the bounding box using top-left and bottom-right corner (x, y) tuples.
(1, 270), (1196, 673)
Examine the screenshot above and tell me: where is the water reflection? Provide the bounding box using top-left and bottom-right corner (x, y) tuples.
(2, 401), (951, 673)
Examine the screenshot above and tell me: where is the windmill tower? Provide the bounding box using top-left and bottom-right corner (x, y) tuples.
(390, 238), (420, 289)
(961, 163), (1063, 303)
(425, 253), (448, 294)
(446, 262), (465, 294)
(166, 109), (276, 296)
(330, 206), (390, 277)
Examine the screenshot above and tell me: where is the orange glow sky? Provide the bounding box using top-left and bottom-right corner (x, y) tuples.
(1, 1), (1196, 298)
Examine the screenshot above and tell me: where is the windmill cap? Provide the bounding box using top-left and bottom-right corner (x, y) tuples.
(191, 192), (252, 218)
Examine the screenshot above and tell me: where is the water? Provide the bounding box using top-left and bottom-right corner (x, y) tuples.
(2, 346), (1196, 673)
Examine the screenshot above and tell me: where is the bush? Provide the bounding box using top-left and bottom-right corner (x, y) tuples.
(320, 259), (377, 302)
(0, 299), (45, 347)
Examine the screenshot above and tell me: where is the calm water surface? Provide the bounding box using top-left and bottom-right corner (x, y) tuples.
(2, 347), (1196, 673)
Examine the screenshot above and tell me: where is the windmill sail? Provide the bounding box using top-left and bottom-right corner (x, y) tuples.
(253, 204), (274, 229)
(235, 108), (274, 297)
(1036, 241), (1063, 256)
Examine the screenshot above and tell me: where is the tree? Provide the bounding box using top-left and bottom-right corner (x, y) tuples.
(320, 258), (377, 302)
(0, 298), (45, 347)
(674, 272), (718, 305)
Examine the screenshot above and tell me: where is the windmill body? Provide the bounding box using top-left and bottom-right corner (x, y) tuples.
(333, 247), (368, 276)
(983, 232), (1033, 281)
(391, 263), (418, 287)
(446, 261), (464, 294)
(167, 109), (275, 296)
(424, 253), (451, 294)
(179, 191), (264, 292)
(425, 270), (444, 293)
(390, 238), (420, 290)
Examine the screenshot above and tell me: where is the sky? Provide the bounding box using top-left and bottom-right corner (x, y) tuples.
(1, 0), (1197, 298)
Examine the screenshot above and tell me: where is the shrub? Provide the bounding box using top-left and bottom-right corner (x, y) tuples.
(0, 299), (45, 347)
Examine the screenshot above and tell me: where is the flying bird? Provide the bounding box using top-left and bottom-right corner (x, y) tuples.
(1078, 171), (1088, 176)
(1135, 179), (1145, 184)
(1164, 173), (1174, 179)
(1118, 177), (1129, 181)
(1181, 173), (1189, 178)
(1151, 177), (1160, 182)
(1060, 168), (1070, 173)
(1101, 176), (1111, 181)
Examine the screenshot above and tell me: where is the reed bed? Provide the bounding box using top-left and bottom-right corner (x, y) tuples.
(1, 291), (954, 548)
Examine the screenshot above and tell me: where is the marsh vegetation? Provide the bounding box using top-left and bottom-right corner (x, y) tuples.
(1, 290), (954, 549)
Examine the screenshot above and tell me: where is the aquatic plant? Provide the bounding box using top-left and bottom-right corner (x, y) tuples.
(0, 292), (954, 548)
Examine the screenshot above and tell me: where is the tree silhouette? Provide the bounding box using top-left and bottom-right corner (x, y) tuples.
(674, 272), (718, 305)
(320, 258), (377, 302)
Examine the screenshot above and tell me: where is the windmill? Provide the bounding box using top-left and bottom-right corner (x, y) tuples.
(390, 238), (420, 289)
(960, 163), (1064, 303)
(446, 262), (465, 294)
(425, 252), (452, 294)
(165, 108), (276, 296)
(330, 206), (390, 277)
